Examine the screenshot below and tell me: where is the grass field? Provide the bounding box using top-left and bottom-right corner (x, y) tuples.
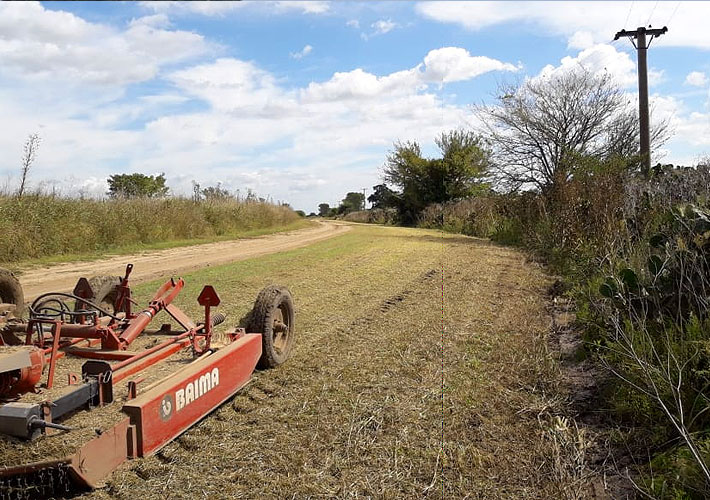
(73, 224), (579, 499)
(0, 194), (306, 266)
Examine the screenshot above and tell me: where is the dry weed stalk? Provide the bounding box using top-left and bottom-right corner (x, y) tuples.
(544, 415), (593, 500)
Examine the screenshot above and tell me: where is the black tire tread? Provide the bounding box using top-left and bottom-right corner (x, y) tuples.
(247, 285), (295, 369)
(0, 267), (24, 315)
(75, 275), (121, 315)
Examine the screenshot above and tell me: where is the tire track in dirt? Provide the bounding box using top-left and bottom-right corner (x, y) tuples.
(17, 221), (350, 301)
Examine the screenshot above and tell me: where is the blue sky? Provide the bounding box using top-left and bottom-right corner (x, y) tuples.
(1, 1), (709, 212)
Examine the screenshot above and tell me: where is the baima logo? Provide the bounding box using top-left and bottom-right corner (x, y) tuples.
(175, 368), (220, 412)
(159, 394), (173, 421)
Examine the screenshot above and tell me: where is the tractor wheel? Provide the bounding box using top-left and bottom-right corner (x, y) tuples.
(75, 275), (122, 317)
(247, 285), (295, 369)
(0, 267), (24, 316)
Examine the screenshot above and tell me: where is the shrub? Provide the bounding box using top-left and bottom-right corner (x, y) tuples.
(342, 209), (398, 225)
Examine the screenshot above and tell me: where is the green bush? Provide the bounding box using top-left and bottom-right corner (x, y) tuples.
(342, 208), (398, 225)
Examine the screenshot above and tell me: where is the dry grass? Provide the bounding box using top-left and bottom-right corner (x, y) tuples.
(2, 224), (588, 497)
(0, 194), (302, 265)
(91, 226), (584, 498)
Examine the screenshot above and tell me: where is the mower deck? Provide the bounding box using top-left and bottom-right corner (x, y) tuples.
(0, 332), (197, 468)
(0, 264), (296, 497)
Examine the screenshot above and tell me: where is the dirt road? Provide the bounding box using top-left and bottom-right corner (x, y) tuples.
(17, 221), (349, 300)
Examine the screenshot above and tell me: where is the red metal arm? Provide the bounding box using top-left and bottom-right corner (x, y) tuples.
(118, 278), (184, 347)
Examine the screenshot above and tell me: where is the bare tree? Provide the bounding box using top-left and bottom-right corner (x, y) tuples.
(476, 68), (669, 193)
(18, 132), (41, 197)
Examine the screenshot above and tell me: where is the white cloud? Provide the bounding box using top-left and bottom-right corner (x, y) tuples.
(0, 2), (210, 86)
(128, 13), (171, 29)
(372, 19), (397, 35)
(139, 1), (329, 16)
(302, 68), (419, 102)
(538, 44), (638, 87)
(567, 31), (595, 50)
(273, 1), (330, 14)
(416, 2), (710, 50)
(686, 71), (708, 87)
(361, 19), (399, 40)
(302, 47), (517, 101)
(168, 58), (292, 114)
(290, 45), (313, 60)
(422, 47), (519, 83)
(1, 40), (514, 209)
(346, 19), (360, 29)
(140, 1), (239, 16)
(534, 44), (670, 89)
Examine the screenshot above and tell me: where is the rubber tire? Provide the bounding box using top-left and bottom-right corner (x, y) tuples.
(247, 285), (295, 369)
(75, 275), (122, 316)
(0, 267), (24, 315)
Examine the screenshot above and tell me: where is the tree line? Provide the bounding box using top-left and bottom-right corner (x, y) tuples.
(334, 67), (669, 226)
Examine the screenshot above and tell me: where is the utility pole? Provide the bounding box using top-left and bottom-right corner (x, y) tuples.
(362, 188), (367, 210)
(614, 25), (667, 177)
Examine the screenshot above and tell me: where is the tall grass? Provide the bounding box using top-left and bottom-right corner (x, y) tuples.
(0, 194), (300, 264)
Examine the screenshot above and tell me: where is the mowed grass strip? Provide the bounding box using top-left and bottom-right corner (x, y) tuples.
(84, 225), (562, 499)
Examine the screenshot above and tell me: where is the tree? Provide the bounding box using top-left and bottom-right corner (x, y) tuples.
(382, 130), (490, 224)
(191, 181), (202, 202)
(318, 203), (331, 217)
(18, 133), (41, 198)
(476, 68), (669, 193)
(368, 184), (397, 209)
(339, 192), (365, 214)
(202, 182), (232, 200)
(107, 173), (169, 198)
(295, 210), (306, 217)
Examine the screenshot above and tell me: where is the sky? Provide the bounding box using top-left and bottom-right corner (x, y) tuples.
(0, 1), (709, 213)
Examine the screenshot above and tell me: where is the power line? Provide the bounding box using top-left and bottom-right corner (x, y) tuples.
(624, 1), (635, 27)
(666, 1), (682, 26)
(614, 26), (668, 176)
(646, 0), (660, 26)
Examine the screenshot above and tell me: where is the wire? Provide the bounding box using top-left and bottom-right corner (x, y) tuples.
(647, 0), (660, 26)
(624, 1), (635, 27)
(666, 1), (682, 26)
(29, 292), (121, 321)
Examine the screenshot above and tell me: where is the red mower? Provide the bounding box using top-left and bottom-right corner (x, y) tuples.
(0, 265), (294, 497)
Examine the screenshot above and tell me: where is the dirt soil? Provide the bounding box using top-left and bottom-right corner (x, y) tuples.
(17, 221), (349, 301)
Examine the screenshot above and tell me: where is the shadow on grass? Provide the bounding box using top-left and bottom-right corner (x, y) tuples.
(384, 232), (502, 248)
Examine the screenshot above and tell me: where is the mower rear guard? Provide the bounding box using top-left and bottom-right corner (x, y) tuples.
(0, 334), (261, 494)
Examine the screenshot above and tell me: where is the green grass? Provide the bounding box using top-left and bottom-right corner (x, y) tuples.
(0, 194), (306, 266)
